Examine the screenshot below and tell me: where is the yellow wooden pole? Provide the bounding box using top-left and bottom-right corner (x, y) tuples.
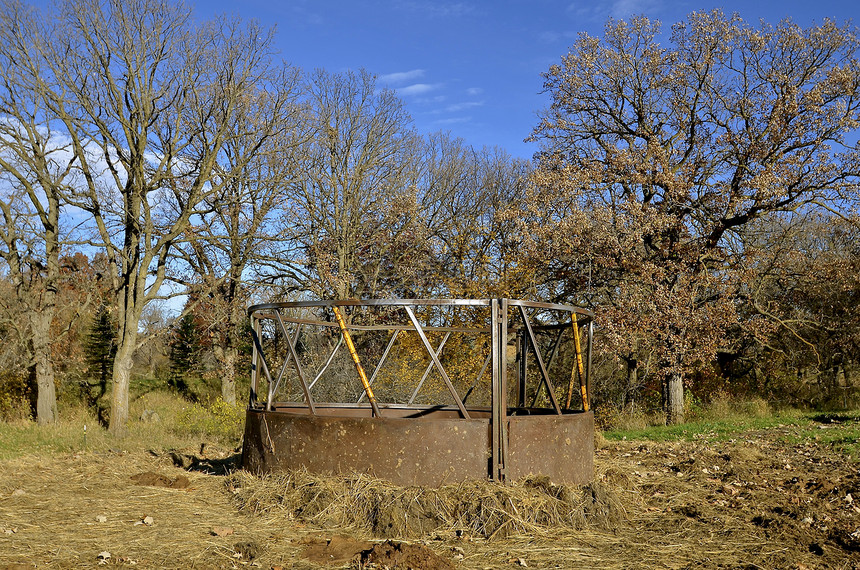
(564, 313), (588, 411)
(332, 306), (381, 417)
(573, 315), (588, 411)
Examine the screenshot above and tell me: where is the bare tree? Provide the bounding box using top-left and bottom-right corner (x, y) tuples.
(176, 74), (306, 404)
(21, 0), (292, 434)
(271, 69), (426, 299)
(528, 12), (860, 423)
(418, 133), (532, 298)
(0, 1), (80, 424)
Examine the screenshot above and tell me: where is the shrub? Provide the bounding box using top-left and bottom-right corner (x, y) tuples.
(0, 370), (31, 422)
(175, 398), (245, 442)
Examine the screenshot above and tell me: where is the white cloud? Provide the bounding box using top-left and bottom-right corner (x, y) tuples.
(435, 117), (471, 125)
(396, 83), (442, 96)
(378, 69), (425, 84)
(415, 95), (447, 104)
(443, 101), (483, 113)
(565, 0), (661, 22)
(394, 1), (475, 18)
(466, 87), (483, 96)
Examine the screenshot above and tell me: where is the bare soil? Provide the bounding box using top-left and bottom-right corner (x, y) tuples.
(1, 417), (859, 569)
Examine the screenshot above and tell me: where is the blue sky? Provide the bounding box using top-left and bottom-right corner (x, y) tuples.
(55, 0), (860, 160)
(191, 0), (857, 160)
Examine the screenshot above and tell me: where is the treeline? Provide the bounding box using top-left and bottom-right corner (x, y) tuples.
(0, 2), (858, 430)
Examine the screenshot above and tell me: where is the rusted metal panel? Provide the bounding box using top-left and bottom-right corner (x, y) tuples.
(505, 411), (594, 485)
(242, 408), (491, 487)
(242, 407), (593, 487)
(242, 298), (596, 487)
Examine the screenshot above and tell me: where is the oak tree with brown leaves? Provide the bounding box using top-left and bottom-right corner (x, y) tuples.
(527, 11), (860, 423)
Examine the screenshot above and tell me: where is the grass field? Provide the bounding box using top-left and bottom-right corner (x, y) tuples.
(1, 394), (859, 569)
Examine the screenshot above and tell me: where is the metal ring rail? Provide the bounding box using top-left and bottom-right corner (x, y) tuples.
(241, 298), (595, 485)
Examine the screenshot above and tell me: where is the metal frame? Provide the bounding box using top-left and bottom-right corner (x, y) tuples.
(247, 298), (594, 483)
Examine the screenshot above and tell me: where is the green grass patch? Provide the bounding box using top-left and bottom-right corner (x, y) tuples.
(603, 410), (808, 443)
(603, 407), (860, 461)
(778, 411), (860, 460)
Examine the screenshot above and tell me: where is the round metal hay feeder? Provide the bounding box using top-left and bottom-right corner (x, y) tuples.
(240, 299), (594, 487)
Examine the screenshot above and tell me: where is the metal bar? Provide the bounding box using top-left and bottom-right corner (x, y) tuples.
(250, 316), (491, 334)
(269, 319), (293, 402)
(249, 315), (260, 408)
(531, 325), (562, 408)
(572, 314), (588, 411)
(565, 315), (581, 409)
(504, 298), (594, 317)
(490, 299), (501, 481)
(268, 401), (491, 412)
(586, 321), (594, 412)
(250, 299), (590, 323)
(499, 299), (509, 482)
(517, 331), (527, 408)
(332, 306), (382, 417)
(249, 321), (276, 412)
(408, 332), (451, 404)
(564, 360), (577, 410)
(250, 298), (493, 313)
(358, 330), (400, 403)
(518, 305), (562, 415)
(275, 312), (316, 414)
(546, 327), (565, 371)
(403, 306), (470, 419)
(270, 314), (303, 405)
(308, 335), (343, 391)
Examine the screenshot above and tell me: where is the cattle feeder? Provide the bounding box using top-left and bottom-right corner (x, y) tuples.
(240, 299), (594, 487)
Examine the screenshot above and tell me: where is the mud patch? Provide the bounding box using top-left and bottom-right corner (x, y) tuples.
(300, 534), (373, 565)
(354, 540), (455, 570)
(130, 471), (190, 489)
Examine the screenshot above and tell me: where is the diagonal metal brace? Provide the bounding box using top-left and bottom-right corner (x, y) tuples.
(518, 305), (562, 415)
(403, 306), (470, 419)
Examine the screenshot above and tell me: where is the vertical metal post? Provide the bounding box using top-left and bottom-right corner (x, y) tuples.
(249, 314), (259, 408)
(586, 320), (594, 412)
(516, 330), (527, 408)
(490, 299), (501, 481)
(499, 298), (509, 482)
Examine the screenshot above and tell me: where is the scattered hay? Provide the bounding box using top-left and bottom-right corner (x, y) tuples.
(227, 470), (625, 539)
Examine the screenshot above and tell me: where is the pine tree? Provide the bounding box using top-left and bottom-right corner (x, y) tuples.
(168, 314), (201, 396)
(83, 305), (116, 421)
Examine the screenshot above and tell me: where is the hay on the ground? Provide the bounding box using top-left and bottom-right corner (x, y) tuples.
(227, 470), (626, 539)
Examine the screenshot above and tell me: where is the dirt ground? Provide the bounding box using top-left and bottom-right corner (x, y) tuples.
(1, 416), (860, 569)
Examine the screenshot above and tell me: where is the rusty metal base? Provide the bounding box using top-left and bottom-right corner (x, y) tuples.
(241, 406), (593, 487)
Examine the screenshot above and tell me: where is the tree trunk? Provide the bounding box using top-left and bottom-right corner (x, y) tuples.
(29, 298), (58, 425)
(666, 372), (684, 424)
(109, 341), (135, 436)
(625, 358), (638, 410)
(215, 343), (238, 405)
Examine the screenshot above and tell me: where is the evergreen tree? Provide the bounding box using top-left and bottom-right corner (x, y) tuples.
(168, 314), (201, 396)
(83, 305), (116, 422)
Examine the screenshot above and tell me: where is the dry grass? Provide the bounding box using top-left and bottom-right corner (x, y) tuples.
(0, 449), (267, 568)
(228, 469), (626, 540)
(2, 398), (860, 569)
